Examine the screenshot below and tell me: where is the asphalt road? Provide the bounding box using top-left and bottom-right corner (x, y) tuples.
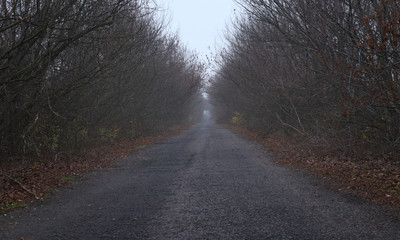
(1, 121), (399, 239)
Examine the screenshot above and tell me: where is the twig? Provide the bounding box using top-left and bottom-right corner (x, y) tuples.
(54, 151), (67, 162)
(0, 173), (39, 199)
(275, 112), (305, 135)
(47, 95), (66, 119)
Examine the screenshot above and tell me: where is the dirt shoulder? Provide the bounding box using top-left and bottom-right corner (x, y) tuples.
(0, 126), (190, 214)
(228, 126), (400, 215)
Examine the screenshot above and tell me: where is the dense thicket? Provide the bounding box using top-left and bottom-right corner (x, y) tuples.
(210, 0), (400, 159)
(1, 0), (204, 160)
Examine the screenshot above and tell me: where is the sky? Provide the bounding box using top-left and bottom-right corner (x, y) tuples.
(156, 0), (238, 61)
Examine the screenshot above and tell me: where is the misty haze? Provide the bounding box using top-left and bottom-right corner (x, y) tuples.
(1, 1), (399, 239)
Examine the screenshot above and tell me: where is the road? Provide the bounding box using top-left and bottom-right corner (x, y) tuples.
(1, 121), (399, 239)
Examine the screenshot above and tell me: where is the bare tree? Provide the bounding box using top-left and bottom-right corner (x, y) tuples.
(0, 0), (204, 160)
(211, 0), (400, 159)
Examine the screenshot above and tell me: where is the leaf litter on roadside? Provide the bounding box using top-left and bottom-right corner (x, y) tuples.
(229, 125), (400, 215)
(0, 126), (190, 213)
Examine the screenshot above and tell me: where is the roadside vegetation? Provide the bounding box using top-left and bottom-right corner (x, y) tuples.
(210, 0), (400, 209)
(1, 1), (204, 211)
(0, 127), (189, 214)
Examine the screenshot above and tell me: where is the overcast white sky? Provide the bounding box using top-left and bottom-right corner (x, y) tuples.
(156, 0), (238, 60)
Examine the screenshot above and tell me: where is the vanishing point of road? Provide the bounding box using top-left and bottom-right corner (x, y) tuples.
(1, 121), (399, 239)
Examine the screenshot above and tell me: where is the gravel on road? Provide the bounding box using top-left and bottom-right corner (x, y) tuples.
(1, 121), (399, 239)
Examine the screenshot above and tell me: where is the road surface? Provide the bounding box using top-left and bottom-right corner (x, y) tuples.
(1, 121), (399, 239)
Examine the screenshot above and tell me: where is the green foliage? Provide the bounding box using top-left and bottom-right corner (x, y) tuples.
(26, 123), (61, 155)
(60, 176), (80, 182)
(129, 129), (137, 139)
(135, 145), (147, 150)
(231, 112), (245, 126)
(45, 131), (60, 151)
(42, 193), (51, 199)
(72, 116), (89, 141)
(98, 127), (120, 142)
(0, 202), (27, 214)
(77, 128), (89, 140)
(361, 126), (375, 143)
(128, 121), (138, 139)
